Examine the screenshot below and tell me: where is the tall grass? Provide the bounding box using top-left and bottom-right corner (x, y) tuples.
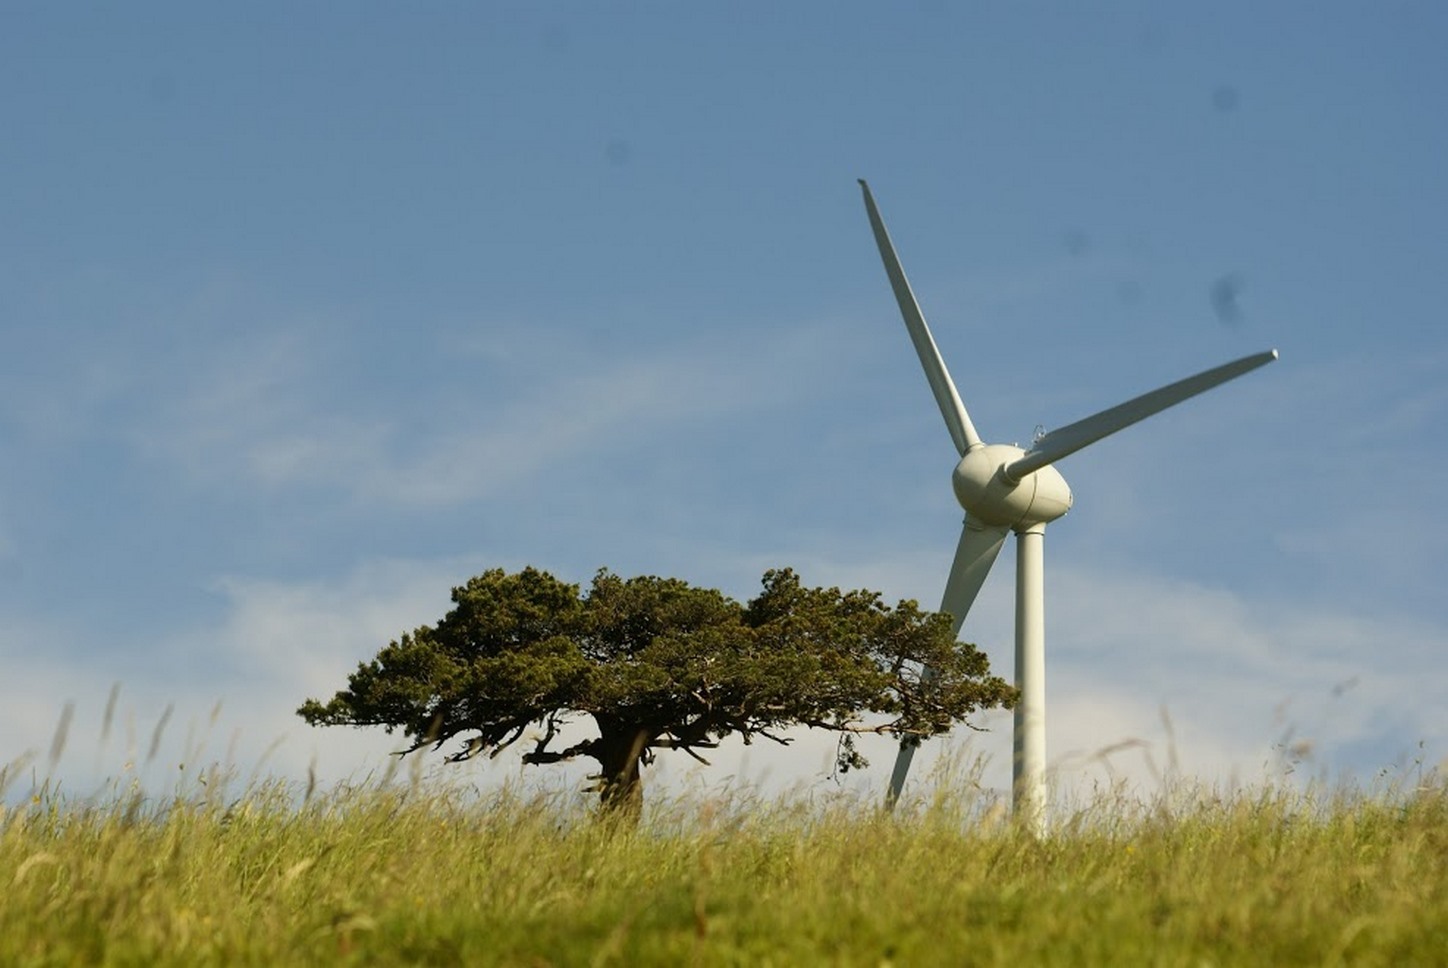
(3, 754), (1446, 966)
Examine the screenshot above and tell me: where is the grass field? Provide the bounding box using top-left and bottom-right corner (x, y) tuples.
(3, 751), (1445, 967)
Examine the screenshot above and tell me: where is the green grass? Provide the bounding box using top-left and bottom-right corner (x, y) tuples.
(3, 762), (1446, 966)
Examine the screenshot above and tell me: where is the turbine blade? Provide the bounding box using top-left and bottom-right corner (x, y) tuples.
(1006, 349), (1278, 480)
(859, 179), (982, 456)
(886, 519), (1008, 806)
(939, 519), (1009, 635)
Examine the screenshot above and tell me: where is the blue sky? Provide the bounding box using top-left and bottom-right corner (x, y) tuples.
(3, 4), (1446, 805)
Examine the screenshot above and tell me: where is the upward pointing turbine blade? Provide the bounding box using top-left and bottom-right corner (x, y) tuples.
(859, 180), (982, 456)
(1006, 349), (1278, 481)
(886, 518), (1009, 805)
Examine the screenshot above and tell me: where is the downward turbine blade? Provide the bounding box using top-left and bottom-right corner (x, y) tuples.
(886, 519), (1008, 805)
(1006, 349), (1279, 480)
(859, 180), (982, 456)
(939, 520), (1009, 636)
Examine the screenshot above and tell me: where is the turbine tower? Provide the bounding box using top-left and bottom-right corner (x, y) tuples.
(858, 180), (1277, 831)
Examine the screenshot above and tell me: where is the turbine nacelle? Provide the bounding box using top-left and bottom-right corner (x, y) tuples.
(952, 445), (1073, 531)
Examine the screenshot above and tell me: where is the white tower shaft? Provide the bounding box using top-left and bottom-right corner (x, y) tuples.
(1013, 525), (1047, 834)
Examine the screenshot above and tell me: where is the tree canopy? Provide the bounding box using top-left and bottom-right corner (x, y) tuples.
(299, 567), (1015, 811)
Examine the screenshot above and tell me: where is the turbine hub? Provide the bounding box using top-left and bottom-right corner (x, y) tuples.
(952, 444), (1073, 530)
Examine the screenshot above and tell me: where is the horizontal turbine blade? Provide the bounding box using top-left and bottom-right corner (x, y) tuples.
(886, 518), (1008, 805)
(1006, 349), (1278, 481)
(859, 179), (982, 456)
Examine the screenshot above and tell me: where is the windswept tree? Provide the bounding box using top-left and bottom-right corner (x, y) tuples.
(299, 567), (1015, 812)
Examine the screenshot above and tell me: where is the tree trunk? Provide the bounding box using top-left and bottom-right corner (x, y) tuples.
(592, 719), (651, 822)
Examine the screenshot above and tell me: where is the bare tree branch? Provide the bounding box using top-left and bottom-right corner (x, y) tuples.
(523, 738), (595, 766)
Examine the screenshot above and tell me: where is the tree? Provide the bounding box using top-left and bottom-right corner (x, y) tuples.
(299, 567), (1016, 813)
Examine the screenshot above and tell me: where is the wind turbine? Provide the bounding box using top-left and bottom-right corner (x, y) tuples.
(858, 180), (1277, 830)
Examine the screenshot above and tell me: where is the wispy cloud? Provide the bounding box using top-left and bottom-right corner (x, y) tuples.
(1, 557), (502, 797)
(123, 310), (861, 510)
(703, 545), (1448, 799)
(4, 287), (1444, 807)
(5, 549), (1443, 806)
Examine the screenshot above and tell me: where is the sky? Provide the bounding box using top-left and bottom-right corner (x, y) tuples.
(2, 3), (1446, 810)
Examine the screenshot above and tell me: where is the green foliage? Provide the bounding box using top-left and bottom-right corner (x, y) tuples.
(299, 567), (1016, 804)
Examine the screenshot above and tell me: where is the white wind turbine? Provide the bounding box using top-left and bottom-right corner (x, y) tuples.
(858, 180), (1277, 830)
